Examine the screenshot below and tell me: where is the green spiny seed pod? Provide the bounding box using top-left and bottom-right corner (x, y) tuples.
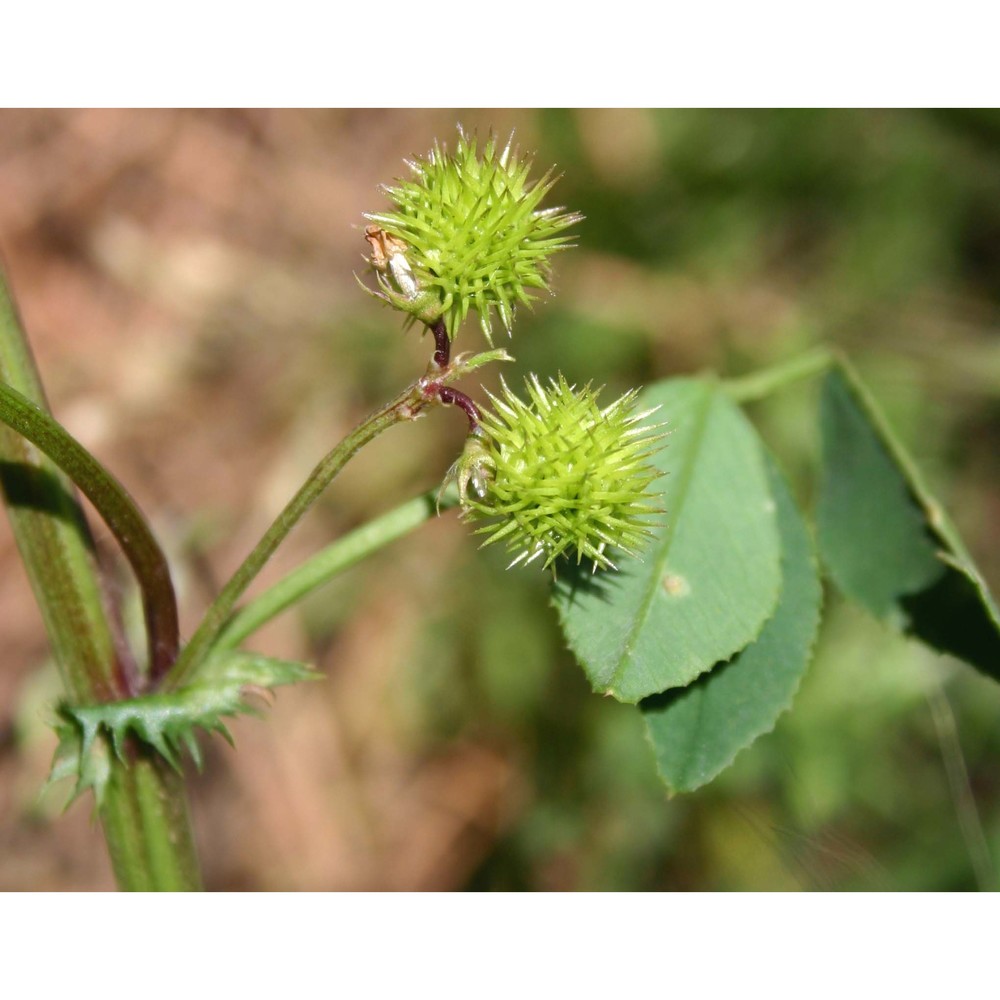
(460, 374), (663, 571)
(365, 127), (581, 343)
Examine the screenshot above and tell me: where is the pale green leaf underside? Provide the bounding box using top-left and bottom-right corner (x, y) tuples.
(553, 377), (782, 703)
(818, 365), (1000, 679)
(642, 455), (821, 792)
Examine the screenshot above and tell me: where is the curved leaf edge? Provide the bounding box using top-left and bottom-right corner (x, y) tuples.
(826, 361), (999, 624)
(641, 456), (823, 793)
(820, 361), (1000, 675)
(552, 376), (784, 705)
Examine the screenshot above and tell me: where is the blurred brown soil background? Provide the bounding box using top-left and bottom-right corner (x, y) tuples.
(2, 109), (1000, 891)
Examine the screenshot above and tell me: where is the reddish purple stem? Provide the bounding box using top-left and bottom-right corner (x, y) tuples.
(430, 318), (450, 369)
(437, 385), (480, 431)
(422, 318), (479, 431)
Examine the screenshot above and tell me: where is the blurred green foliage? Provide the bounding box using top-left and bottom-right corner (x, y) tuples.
(384, 110), (1000, 890)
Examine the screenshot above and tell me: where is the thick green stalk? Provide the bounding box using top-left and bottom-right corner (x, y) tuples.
(0, 273), (121, 702)
(216, 486), (459, 650)
(0, 381), (179, 685)
(100, 752), (203, 890)
(0, 266), (200, 890)
(166, 384), (425, 689)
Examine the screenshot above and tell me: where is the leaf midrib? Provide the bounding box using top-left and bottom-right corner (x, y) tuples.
(608, 384), (715, 693)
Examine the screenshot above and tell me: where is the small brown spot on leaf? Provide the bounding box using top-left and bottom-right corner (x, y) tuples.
(662, 572), (690, 597)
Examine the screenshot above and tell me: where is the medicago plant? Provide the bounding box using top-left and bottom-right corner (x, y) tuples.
(1, 127), (999, 890)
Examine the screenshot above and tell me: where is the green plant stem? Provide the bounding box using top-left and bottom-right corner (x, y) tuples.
(927, 683), (996, 891)
(723, 347), (835, 404)
(0, 381), (179, 686)
(216, 486), (460, 650)
(0, 265), (201, 891)
(0, 271), (121, 702)
(178, 347), (510, 667)
(100, 751), (203, 890)
(166, 382), (430, 689)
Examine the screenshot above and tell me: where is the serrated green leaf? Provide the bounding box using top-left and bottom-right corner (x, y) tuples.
(817, 364), (1000, 678)
(49, 652), (318, 805)
(552, 377), (782, 703)
(45, 721), (112, 808)
(642, 455), (822, 792)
